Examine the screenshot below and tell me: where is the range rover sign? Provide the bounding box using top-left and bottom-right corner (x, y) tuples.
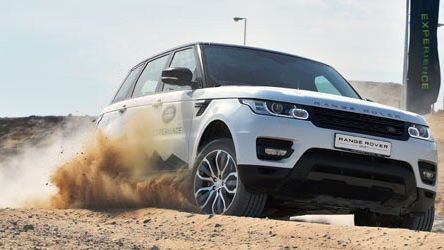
(334, 133), (392, 157)
(312, 101), (402, 119)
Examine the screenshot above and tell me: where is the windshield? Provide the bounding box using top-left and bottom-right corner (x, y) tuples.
(202, 45), (360, 99)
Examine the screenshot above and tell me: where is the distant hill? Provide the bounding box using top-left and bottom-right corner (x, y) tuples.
(0, 116), (95, 160)
(349, 80), (402, 108)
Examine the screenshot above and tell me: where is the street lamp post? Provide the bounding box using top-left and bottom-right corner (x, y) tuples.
(233, 17), (247, 45)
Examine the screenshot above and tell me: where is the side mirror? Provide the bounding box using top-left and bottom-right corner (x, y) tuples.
(161, 67), (193, 86)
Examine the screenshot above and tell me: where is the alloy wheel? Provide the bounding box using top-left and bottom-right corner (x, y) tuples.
(194, 149), (238, 214)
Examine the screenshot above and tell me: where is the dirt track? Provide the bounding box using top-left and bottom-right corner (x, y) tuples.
(1, 208), (444, 249)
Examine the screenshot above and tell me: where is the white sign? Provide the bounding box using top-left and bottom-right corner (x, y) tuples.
(334, 134), (391, 157)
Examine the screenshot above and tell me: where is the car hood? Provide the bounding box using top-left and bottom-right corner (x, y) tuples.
(194, 86), (428, 126)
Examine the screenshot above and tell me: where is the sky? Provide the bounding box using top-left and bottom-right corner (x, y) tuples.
(0, 0), (443, 117)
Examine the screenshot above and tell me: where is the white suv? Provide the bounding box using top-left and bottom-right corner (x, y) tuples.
(98, 43), (437, 231)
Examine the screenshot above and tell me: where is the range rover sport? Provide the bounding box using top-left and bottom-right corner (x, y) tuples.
(98, 43), (438, 231)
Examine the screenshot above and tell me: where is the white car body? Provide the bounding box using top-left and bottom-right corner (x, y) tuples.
(98, 43), (437, 220)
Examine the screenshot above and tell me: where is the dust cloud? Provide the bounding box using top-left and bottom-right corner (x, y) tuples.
(0, 113), (195, 211)
(0, 120), (93, 208)
(48, 114), (195, 210)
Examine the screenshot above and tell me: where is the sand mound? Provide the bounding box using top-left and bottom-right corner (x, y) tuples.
(1, 207), (444, 249)
(349, 80), (402, 108)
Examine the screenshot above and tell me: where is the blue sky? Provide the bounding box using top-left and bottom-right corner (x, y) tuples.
(0, 0), (443, 117)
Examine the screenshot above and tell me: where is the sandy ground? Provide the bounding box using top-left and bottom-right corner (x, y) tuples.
(1, 208), (444, 249)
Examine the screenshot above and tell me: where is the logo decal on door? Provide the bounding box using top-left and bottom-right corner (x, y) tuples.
(162, 105), (176, 123)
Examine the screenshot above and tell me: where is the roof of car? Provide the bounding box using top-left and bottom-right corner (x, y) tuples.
(132, 42), (328, 70)
(196, 42), (325, 64)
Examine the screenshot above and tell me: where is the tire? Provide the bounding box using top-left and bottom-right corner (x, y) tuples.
(192, 138), (267, 217)
(401, 206), (435, 232)
(354, 206), (434, 232)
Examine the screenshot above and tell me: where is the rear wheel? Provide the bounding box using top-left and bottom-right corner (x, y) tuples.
(193, 138), (267, 216)
(354, 206), (434, 232)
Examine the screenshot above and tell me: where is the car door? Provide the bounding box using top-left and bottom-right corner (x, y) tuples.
(154, 46), (201, 170)
(97, 63), (145, 135)
(122, 53), (171, 134)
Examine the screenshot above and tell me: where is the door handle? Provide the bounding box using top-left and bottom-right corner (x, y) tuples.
(119, 105), (127, 113)
(153, 99), (163, 108)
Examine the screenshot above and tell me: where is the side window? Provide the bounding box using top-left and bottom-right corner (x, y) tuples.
(314, 76), (341, 96)
(112, 64), (144, 103)
(163, 48), (197, 92)
(133, 55), (169, 98)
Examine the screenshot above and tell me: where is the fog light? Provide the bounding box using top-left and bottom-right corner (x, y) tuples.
(265, 148), (288, 157)
(418, 161), (436, 185)
(422, 170), (435, 180)
(256, 138), (294, 161)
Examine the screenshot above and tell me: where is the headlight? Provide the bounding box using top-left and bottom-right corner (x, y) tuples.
(239, 99), (309, 120)
(408, 124), (433, 141)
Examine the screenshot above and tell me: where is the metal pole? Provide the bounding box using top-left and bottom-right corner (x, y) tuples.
(440, 24), (444, 110)
(402, 0), (410, 110)
(243, 18), (247, 45)
(233, 17), (247, 45)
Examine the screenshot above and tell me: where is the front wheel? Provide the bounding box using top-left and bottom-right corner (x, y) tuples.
(192, 138), (267, 216)
(354, 206), (434, 232)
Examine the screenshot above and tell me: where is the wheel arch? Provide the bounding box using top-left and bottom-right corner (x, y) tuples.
(192, 118), (238, 166)
(198, 119), (233, 151)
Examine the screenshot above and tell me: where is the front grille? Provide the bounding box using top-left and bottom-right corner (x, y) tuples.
(308, 106), (408, 140)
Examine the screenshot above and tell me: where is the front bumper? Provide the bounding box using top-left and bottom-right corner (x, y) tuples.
(229, 104), (438, 192)
(238, 149), (435, 215)
(226, 104), (437, 215)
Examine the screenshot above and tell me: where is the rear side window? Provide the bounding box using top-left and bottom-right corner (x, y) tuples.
(163, 48), (196, 92)
(133, 55), (169, 98)
(113, 65), (144, 103)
